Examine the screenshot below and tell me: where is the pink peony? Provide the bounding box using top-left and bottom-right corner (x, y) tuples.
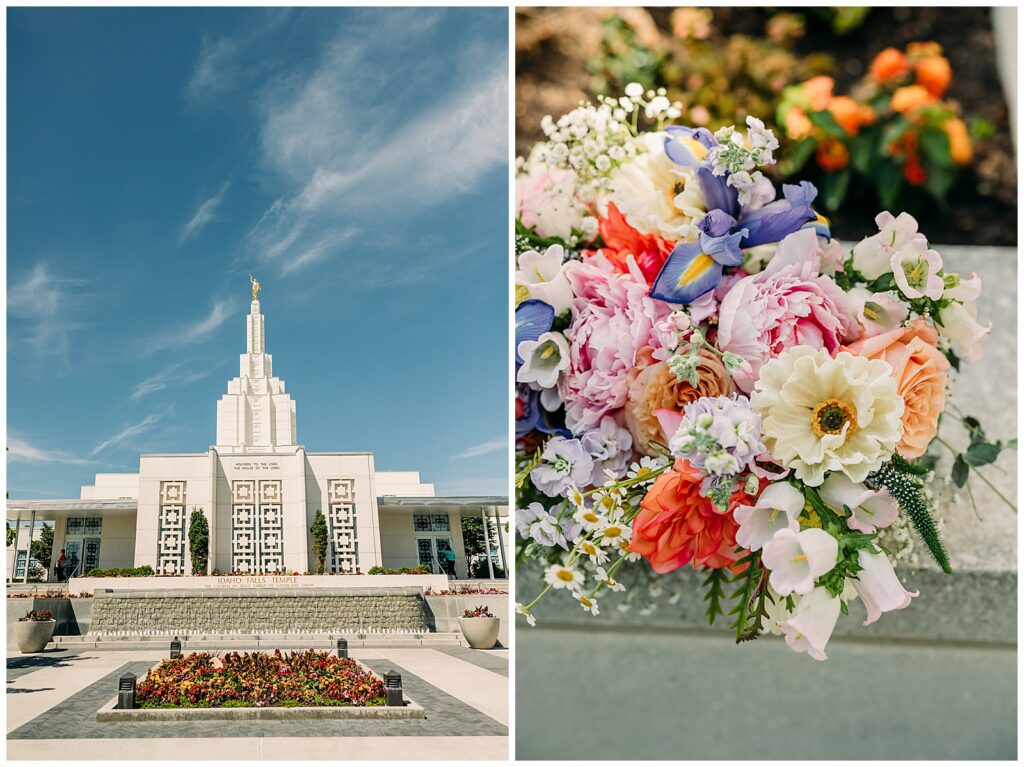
(718, 229), (856, 393)
(560, 253), (672, 432)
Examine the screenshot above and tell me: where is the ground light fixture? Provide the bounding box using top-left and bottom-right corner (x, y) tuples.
(170, 636), (182, 658)
(336, 638), (348, 658)
(383, 670), (403, 706)
(118, 672), (137, 710)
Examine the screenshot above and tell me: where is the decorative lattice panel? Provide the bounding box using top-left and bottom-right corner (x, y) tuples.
(328, 478), (358, 573)
(157, 481), (186, 575)
(231, 480), (284, 574)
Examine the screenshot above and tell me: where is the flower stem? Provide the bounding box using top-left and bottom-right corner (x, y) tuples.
(934, 436), (1016, 513)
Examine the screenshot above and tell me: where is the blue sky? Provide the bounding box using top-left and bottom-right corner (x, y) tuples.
(7, 8), (509, 499)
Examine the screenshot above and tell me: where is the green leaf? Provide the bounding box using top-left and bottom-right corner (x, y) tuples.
(808, 109), (846, 139)
(821, 168), (851, 211)
(1007, 439), (1018, 451)
(848, 133), (874, 175)
(919, 128), (953, 168)
(923, 162), (956, 204)
(965, 441), (1001, 467)
(880, 116), (910, 147)
(780, 137), (816, 176)
(952, 454), (970, 488)
(873, 161), (904, 210)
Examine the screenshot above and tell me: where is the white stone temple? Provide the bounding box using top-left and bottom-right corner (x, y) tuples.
(7, 290), (508, 583)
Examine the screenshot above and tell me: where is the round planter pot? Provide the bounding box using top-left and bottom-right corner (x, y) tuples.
(16, 619), (56, 654)
(458, 616), (500, 649)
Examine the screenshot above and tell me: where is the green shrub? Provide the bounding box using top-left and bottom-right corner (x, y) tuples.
(310, 510), (328, 574)
(188, 507), (209, 576)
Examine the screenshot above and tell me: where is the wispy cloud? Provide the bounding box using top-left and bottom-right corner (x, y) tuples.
(185, 10), (293, 105)
(452, 435), (508, 460)
(249, 11), (507, 276)
(144, 299), (235, 355)
(91, 413), (163, 455)
(8, 263), (89, 369)
(180, 181), (231, 243)
(132, 363), (209, 400)
(8, 436), (98, 466)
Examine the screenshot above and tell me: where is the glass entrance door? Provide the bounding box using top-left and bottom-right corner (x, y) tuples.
(415, 537), (452, 574)
(62, 537), (100, 578)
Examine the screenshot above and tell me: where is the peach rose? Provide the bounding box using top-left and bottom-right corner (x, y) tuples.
(828, 96), (875, 136)
(891, 85), (935, 115)
(623, 351), (736, 455)
(843, 319), (949, 459)
(870, 48), (910, 83)
(803, 76), (835, 111)
(943, 117), (973, 165)
(915, 55), (952, 97)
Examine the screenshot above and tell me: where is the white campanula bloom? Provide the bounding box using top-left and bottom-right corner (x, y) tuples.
(515, 244), (574, 315)
(544, 563), (584, 591)
(850, 211), (924, 280)
(851, 549), (919, 625)
(818, 473), (899, 534)
(517, 331), (570, 390)
(762, 527), (839, 597)
(937, 299), (990, 361)
(891, 238), (944, 300)
(733, 481), (805, 551)
(530, 437), (595, 498)
(779, 585), (841, 661)
(846, 286), (908, 339)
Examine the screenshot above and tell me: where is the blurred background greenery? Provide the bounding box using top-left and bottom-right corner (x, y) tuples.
(516, 6), (1016, 244)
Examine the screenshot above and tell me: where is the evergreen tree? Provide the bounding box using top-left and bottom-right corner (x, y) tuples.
(188, 507), (210, 575)
(311, 510), (328, 574)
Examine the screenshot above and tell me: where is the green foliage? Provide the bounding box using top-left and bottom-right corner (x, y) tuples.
(310, 510), (328, 575)
(867, 460), (951, 574)
(6, 525), (15, 548)
(728, 552), (765, 642)
(31, 523), (54, 568)
(187, 507), (210, 575)
(85, 566), (155, 577)
(367, 565), (431, 575)
(702, 567), (729, 626)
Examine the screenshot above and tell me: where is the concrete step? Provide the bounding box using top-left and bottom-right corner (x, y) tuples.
(49, 632), (466, 651)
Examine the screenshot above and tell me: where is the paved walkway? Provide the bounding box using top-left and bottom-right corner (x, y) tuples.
(7, 647), (508, 760)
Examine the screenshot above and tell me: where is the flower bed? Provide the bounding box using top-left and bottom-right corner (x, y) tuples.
(135, 650), (387, 709)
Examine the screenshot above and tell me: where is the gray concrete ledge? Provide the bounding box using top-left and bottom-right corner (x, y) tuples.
(95, 696), (424, 722)
(521, 563), (1017, 645)
(92, 587), (424, 599)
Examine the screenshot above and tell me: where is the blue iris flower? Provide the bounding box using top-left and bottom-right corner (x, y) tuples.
(650, 128), (825, 305)
(515, 299), (554, 366)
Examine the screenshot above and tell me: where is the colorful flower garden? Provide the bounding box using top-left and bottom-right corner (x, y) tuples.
(135, 650), (387, 709)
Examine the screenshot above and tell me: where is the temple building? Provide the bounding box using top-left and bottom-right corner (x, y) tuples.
(7, 287), (508, 583)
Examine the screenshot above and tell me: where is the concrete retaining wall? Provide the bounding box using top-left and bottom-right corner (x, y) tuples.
(6, 597), (93, 643)
(425, 594), (509, 647)
(69, 573), (449, 593)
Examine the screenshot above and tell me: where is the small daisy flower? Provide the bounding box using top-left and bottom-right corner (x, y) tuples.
(599, 521), (632, 547)
(579, 539), (610, 565)
(626, 456), (665, 482)
(616, 538), (641, 562)
(596, 566), (625, 592)
(573, 506), (607, 532)
(573, 591), (600, 615)
(544, 563), (584, 591)
(567, 486), (586, 509)
(515, 603), (537, 627)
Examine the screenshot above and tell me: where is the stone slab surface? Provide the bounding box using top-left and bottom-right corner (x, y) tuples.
(516, 626), (1016, 760)
(95, 697), (425, 722)
(5, 735), (508, 760)
(8, 650), (507, 740)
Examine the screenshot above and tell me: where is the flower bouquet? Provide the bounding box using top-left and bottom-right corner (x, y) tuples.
(514, 86), (1008, 660)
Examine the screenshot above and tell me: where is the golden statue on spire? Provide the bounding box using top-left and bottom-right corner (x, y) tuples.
(249, 274), (261, 301)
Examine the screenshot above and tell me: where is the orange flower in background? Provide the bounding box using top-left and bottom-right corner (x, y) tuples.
(904, 154), (927, 186)
(891, 85), (935, 115)
(816, 138), (849, 171)
(630, 459), (752, 573)
(586, 202), (675, 284)
(803, 75), (835, 111)
(828, 95), (875, 136)
(869, 47), (910, 83)
(785, 108), (814, 140)
(915, 54), (952, 97)
(843, 319), (949, 459)
(944, 117), (973, 165)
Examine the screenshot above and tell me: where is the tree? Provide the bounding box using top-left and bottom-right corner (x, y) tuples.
(6, 524), (15, 548)
(311, 510), (328, 574)
(461, 516), (491, 578)
(188, 507), (210, 575)
(30, 523), (54, 568)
